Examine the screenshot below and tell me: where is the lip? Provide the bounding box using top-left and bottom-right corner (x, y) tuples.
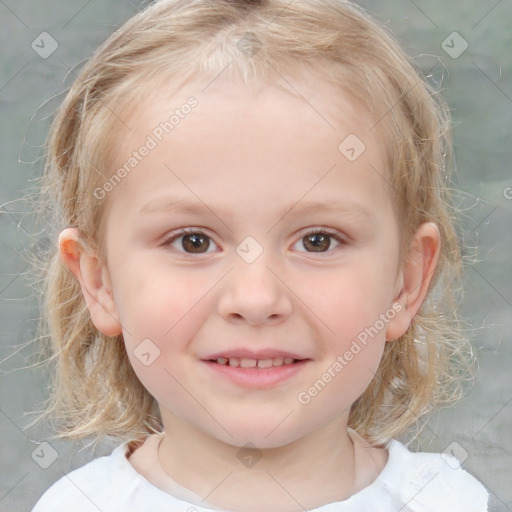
(201, 358), (311, 388)
(204, 349), (306, 360)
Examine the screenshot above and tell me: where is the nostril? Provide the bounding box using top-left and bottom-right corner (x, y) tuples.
(226, 312), (283, 324)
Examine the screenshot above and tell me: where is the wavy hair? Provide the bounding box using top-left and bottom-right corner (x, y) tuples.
(35, 0), (474, 446)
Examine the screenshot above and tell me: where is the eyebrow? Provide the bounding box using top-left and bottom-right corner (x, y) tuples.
(139, 197), (374, 224)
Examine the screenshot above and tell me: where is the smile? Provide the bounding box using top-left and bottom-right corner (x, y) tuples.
(213, 356), (297, 369)
(202, 356), (310, 388)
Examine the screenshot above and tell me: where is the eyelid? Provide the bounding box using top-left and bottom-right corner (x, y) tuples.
(291, 227), (348, 254)
(160, 226), (347, 255)
(162, 227), (221, 254)
(301, 227), (346, 239)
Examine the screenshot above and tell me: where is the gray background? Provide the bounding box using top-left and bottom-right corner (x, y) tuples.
(1, 0), (511, 511)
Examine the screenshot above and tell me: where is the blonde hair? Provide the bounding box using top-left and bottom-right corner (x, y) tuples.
(37, 0), (473, 446)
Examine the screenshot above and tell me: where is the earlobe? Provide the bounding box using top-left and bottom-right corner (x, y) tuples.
(59, 228), (122, 337)
(385, 222), (441, 341)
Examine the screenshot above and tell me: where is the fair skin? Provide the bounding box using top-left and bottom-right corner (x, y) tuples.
(59, 69), (440, 512)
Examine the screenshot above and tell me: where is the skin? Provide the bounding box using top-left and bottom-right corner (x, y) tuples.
(59, 68), (440, 511)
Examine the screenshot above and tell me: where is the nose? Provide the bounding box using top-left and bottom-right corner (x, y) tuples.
(217, 260), (293, 326)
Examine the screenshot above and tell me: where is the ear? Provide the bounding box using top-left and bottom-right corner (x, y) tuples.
(385, 222), (441, 342)
(59, 227), (122, 337)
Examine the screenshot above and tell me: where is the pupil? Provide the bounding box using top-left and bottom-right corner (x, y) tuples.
(183, 233), (209, 253)
(305, 233), (330, 252)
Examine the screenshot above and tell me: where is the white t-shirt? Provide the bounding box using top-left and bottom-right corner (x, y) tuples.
(32, 434), (488, 512)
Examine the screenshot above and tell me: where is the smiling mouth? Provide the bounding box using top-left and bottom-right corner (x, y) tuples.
(202, 355), (310, 387)
(210, 356), (300, 369)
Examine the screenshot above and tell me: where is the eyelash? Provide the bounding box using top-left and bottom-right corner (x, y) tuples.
(161, 227), (347, 255)
(293, 228), (346, 254)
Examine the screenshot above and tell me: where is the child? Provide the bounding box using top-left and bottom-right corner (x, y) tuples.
(32, 0), (488, 510)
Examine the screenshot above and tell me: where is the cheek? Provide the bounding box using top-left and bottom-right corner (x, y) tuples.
(294, 267), (389, 415)
(296, 338), (385, 428)
(119, 281), (210, 416)
(299, 259), (394, 344)
(111, 266), (214, 394)
(113, 266), (213, 341)
(292, 259), (393, 405)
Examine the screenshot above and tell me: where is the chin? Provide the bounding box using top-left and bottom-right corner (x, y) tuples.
(204, 415), (307, 450)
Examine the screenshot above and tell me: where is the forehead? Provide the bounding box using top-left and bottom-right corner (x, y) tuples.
(118, 65), (382, 151)
(106, 67), (392, 218)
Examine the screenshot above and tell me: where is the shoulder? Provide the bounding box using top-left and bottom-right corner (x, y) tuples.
(31, 443), (179, 512)
(32, 444), (126, 512)
(380, 439), (489, 512)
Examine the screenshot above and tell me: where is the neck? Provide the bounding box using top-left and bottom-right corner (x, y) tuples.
(158, 414), (357, 512)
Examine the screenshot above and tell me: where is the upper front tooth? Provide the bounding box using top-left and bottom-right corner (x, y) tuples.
(228, 357), (241, 367)
(240, 358), (257, 368)
(219, 356), (296, 368)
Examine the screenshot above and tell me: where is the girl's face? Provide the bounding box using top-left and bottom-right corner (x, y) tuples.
(100, 71), (405, 448)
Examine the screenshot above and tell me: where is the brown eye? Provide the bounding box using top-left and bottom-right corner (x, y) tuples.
(302, 232), (332, 252)
(181, 233), (210, 253)
(164, 230), (217, 254)
(292, 230), (344, 254)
